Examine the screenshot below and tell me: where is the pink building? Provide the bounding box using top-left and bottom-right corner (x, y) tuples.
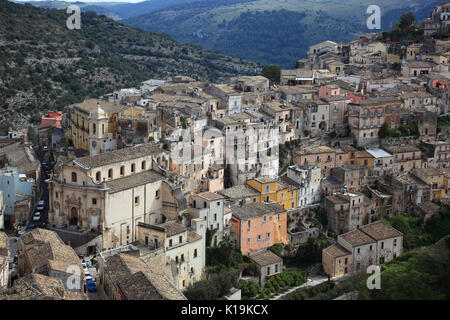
(318, 85), (340, 98)
(41, 111), (62, 128)
(321, 96), (351, 131)
(344, 93), (368, 103)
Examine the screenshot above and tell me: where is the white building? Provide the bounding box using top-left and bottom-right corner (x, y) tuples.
(366, 148), (394, 177)
(286, 165), (321, 207)
(188, 192), (225, 246)
(337, 221), (403, 272)
(0, 167), (34, 225)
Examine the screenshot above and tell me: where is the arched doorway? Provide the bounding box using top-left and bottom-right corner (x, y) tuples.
(319, 121), (327, 131)
(70, 207), (79, 226)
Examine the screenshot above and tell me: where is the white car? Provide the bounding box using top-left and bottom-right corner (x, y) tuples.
(32, 212), (41, 221)
(36, 205), (45, 211)
(38, 200), (44, 206)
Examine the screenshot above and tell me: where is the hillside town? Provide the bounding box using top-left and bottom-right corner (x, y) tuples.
(1, 3), (450, 300)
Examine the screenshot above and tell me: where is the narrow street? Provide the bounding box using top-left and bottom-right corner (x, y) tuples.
(272, 275), (329, 300)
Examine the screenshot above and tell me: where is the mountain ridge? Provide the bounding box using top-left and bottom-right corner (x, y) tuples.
(0, 0), (260, 129)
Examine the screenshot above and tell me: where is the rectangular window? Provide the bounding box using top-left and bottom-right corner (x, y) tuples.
(134, 196), (139, 205)
(92, 198), (97, 205)
(248, 220), (251, 229)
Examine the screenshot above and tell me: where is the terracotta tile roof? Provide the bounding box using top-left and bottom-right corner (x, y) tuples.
(382, 144), (420, 154)
(75, 142), (166, 169)
(72, 99), (124, 114)
(416, 201), (440, 214)
(339, 229), (375, 247)
(323, 243), (351, 258)
(140, 221), (187, 237)
(19, 229), (82, 275)
(250, 250), (282, 266)
(106, 170), (164, 194)
(359, 221), (403, 241)
(105, 253), (185, 300)
(295, 145), (335, 155)
(218, 184), (259, 199)
(0, 274), (87, 300)
(191, 191), (224, 201)
(231, 202), (285, 220)
(325, 195), (347, 204)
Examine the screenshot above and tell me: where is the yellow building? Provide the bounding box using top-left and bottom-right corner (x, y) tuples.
(355, 150), (374, 169)
(66, 99), (146, 155)
(413, 168), (446, 201)
(246, 177), (298, 210)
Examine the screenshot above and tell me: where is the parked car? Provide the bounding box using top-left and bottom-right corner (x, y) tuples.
(32, 212), (41, 222)
(38, 200), (45, 206)
(17, 231), (26, 237)
(36, 205), (45, 211)
(86, 279), (97, 292)
(43, 146), (48, 151)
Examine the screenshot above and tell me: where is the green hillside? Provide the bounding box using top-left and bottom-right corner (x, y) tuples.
(0, 1), (259, 129)
(125, 0), (440, 67)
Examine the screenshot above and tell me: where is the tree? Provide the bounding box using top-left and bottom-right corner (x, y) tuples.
(399, 12), (415, 31)
(358, 236), (450, 300)
(218, 235), (235, 264)
(378, 123), (390, 139)
(183, 269), (239, 300)
(261, 65), (281, 85)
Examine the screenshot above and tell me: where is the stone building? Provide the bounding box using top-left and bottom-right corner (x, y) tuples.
(382, 145), (422, 174)
(328, 221), (403, 274)
(188, 192), (225, 246)
(420, 140), (450, 168)
(0, 274), (88, 300)
(47, 143), (186, 249)
(325, 191), (366, 235)
(66, 99), (123, 155)
(348, 98), (402, 147)
(135, 220), (205, 291)
(17, 228), (84, 292)
(99, 251), (186, 300)
(249, 250), (283, 286)
(322, 243), (352, 278)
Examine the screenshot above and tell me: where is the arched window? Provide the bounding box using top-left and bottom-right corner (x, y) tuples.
(141, 161), (146, 170)
(71, 172), (77, 182)
(102, 124), (105, 135)
(120, 166), (125, 176)
(96, 171), (101, 182)
(108, 168), (113, 179)
(131, 163), (136, 173)
(93, 123), (96, 134)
